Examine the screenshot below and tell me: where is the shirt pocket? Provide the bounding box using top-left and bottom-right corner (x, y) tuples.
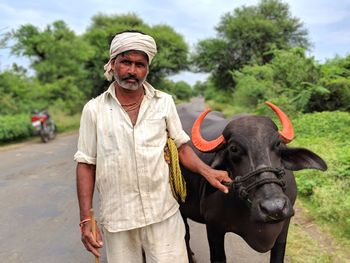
(142, 118), (167, 147)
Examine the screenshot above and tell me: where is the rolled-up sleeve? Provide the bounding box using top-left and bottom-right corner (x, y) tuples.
(74, 100), (97, 164)
(166, 97), (190, 148)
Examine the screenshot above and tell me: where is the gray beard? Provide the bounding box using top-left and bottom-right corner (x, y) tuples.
(114, 73), (146, 91)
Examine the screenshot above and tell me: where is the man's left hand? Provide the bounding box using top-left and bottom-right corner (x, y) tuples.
(202, 168), (232, 194)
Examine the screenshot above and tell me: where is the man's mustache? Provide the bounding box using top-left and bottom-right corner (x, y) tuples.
(122, 74), (139, 82)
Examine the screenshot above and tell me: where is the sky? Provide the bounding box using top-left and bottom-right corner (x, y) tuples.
(1, 0), (350, 85)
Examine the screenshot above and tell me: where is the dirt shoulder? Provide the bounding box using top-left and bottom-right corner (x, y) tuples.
(0, 130), (78, 152)
(288, 201), (350, 262)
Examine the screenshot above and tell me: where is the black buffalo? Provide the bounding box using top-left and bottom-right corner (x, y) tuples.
(178, 102), (327, 263)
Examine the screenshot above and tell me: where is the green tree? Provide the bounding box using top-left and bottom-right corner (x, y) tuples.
(8, 21), (94, 113)
(0, 27), (7, 49)
(191, 0), (309, 90)
(156, 79), (192, 102)
(0, 67), (47, 114)
(193, 81), (206, 96)
(173, 81), (192, 101)
(232, 48), (328, 113)
(309, 55), (350, 112)
(83, 13), (189, 96)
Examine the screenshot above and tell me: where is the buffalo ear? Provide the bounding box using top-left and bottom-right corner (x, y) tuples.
(281, 148), (327, 171)
(211, 149), (227, 169)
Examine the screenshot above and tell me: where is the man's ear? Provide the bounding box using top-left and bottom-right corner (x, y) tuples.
(111, 59), (116, 70)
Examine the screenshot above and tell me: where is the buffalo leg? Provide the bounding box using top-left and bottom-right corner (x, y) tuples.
(206, 224), (226, 263)
(270, 242), (286, 263)
(270, 219), (290, 263)
(182, 216), (195, 263)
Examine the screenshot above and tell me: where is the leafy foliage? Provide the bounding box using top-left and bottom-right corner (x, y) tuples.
(191, 0), (309, 89)
(232, 48), (331, 113)
(8, 21), (94, 113)
(11, 21), (94, 86)
(308, 56), (350, 112)
(0, 114), (33, 142)
(158, 79), (193, 102)
(148, 25), (189, 84)
(0, 69), (49, 115)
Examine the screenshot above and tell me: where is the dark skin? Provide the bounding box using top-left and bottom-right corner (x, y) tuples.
(76, 163), (103, 257)
(76, 50), (232, 258)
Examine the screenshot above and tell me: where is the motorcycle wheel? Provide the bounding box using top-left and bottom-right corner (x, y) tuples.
(40, 126), (50, 143)
(49, 123), (57, 140)
(40, 132), (50, 143)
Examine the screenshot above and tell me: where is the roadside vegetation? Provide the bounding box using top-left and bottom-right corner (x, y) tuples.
(0, 14), (193, 142)
(1, 0), (349, 260)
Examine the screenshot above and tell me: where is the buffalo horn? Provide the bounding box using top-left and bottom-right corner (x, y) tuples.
(191, 108), (225, 152)
(265, 101), (294, 144)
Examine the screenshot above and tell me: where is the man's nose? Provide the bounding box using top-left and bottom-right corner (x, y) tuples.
(128, 63), (136, 74)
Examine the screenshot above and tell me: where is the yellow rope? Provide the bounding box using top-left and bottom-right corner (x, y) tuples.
(166, 138), (187, 202)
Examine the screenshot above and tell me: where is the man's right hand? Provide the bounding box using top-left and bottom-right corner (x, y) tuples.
(81, 221), (103, 257)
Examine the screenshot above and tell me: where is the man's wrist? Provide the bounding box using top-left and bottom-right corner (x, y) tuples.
(79, 218), (92, 233)
(80, 209), (92, 221)
(199, 164), (212, 180)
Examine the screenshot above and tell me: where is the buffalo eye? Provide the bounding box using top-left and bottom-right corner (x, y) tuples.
(227, 142), (243, 162)
(230, 144), (240, 154)
(275, 140), (281, 148)
(273, 139), (284, 154)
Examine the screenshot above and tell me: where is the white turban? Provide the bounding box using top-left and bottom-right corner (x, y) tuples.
(103, 32), (157, 81)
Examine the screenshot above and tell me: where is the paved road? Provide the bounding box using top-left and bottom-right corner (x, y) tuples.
(0, 133), (100, 263)
(0, 98), (270, 263)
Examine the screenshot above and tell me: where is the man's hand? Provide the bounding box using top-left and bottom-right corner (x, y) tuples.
(81, 221), (103, 257)
(202, 167), (232, 194)
(178, 143), (233, 193)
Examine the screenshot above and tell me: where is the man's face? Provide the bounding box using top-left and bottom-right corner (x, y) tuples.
(112, 50), (149, 91)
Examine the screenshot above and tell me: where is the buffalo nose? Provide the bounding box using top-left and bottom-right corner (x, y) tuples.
(259, 198), (288, 219)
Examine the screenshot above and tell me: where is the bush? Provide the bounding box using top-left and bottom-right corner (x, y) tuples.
(231, 48), (331, 113)
(309, 55), (350, 112)
(0, 114), (33, 142)
(174, 81), (193, 101)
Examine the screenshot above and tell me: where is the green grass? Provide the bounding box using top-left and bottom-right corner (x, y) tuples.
(291, 111), (350, 240)
(286, 201), (350, 262)
(49, 108), (81, 133)
(286, 220), (334, 263)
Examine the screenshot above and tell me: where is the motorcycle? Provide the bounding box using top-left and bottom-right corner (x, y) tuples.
(31, 110), (57, 143)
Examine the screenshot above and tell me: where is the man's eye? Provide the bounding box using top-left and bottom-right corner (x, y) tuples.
(136, 62), (146, 67)
(121, 60), (131, 65)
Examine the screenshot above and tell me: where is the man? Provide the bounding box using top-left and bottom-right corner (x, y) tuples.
(74, 30), (232, 263)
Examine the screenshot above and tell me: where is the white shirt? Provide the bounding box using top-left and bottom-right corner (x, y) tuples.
(74, 82), (190, 232)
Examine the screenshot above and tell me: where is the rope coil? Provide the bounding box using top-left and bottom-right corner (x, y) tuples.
(166, 138), (187, 202)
